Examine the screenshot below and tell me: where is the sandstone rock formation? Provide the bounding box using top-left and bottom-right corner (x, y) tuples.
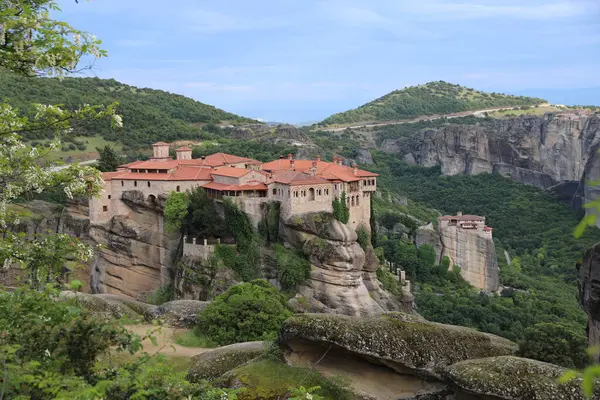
(144, 299), (210, 328)
(187, 341), (264, 382)
(279, 313), (517, 381)
(89, 190), (180, 297)
(281, 212), (410, 316)
(393, 114), (600, 225)
(578, 241), (600, 361)
(446, 356), (600, 399)
(416, 222), (499, 292)
(59, 291), (146, 320)
(4, 200), (94, 291)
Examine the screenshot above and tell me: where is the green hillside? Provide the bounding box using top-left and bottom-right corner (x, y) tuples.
(0, 69), (255, 150)
(319, 81), (546, 126)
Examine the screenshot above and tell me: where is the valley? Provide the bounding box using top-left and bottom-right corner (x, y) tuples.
(2, 2), (600, 397)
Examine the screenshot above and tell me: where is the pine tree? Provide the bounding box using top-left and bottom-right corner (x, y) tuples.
(96, 145), (121, 172)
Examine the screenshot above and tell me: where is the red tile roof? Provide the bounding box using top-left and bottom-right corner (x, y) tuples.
(261, 158), (378, 182)
(211, 167), (254, 178)
(202, 181), (267, 191)
(270, 170), (330, 186)
(103, 166), (213, 181)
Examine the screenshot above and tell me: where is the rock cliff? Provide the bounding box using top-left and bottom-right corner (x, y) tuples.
(416, 222), (499, 292)
(89, 190), (180, 297)
(3, 200), (94, 291)
(281, 212), (413, 316)
(393, 114), (600, 224)
(578, 241), (600, 362)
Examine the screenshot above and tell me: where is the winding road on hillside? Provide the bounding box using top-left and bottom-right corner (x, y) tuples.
(319, 104), (553, 132)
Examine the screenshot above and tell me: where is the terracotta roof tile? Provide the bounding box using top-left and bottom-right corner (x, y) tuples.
(211, 167), (253, 178)
(261, 158), (377, 182)
(202, 181), (267, 191)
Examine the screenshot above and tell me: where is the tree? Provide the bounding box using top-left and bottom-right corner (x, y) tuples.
(163, 191), (189, 232)
(195, 279), (292, 345)
(519, 322), (590, 369)
(96, 144), (121, 172)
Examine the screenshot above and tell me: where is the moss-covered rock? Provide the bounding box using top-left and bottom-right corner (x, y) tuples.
(279, 313), (517, 380)
(94, 294), (153, 315)
(187, 341), (264, 382)
(144, 299), (210, 328)
(59, 291), (141, 320)
(446, 356), (600, 400)
(283, 212), (357, 242)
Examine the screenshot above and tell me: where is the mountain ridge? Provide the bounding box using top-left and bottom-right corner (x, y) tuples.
(318, 81), (547, 126)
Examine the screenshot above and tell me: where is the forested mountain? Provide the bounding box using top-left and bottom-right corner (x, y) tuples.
(319, 81), (546, 126)
(0, 69), (255, 150)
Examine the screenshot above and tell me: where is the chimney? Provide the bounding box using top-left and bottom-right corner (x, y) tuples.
(338, 157), (343, 166)
(279, 155), (284, 159)
(290, 159), (295, 170)
(310, 160), (317, 176)
(457, 211), (463, 217)
(288, 153), (293, 160)
(352, 162), (358, 175)
(316, 155), (321, 162)
(176, 147), (192, 161)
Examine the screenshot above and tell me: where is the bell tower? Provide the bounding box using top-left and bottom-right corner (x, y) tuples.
(151, 142), (171, 161)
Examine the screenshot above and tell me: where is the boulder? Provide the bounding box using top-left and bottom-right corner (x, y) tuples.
(279, 313), (517, 380)
(59, 291), (142, 320)
(144, 300), (210, 328)
(446, 356), (600, 400)
(187, 341), (264, 382)
(94, 294), (154, 315)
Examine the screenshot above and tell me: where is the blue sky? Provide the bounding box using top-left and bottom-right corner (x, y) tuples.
(58, 0), (600, 123)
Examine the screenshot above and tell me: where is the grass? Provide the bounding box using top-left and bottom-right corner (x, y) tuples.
(31, 135), (123, 162)
(487, 104), (563, 119)
(99, 351), (192, 374)
(174, 331), (218, 349)
(225, 360), (354, 400)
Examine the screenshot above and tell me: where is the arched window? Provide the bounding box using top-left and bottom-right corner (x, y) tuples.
(308, 188), (315, 201)
(356, 195), (359, 206)
(351, 196), (355, 206)
(147, 181), (151, 188)
(121, 181), (124, 187)
(176, 186), (181, 192)
(148, 195), (157, 206)
(272, 188), (277, 196)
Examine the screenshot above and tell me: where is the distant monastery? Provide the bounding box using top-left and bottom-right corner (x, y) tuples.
(90, 142), (378, 230)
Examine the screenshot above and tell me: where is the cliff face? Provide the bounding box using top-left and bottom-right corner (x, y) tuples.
(3, 200), (94, 291)
(416, 223), (499, 292)
(282, 212), (413, 316)
(396, 114), (600, 223)
(89, 190), (180, 297)
(578, 242), (600, 361)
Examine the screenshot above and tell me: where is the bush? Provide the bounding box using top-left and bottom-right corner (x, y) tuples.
(273, 244), (311, 290)
(146, 284), (174, 305)
(376, 267), (403, 296)
(195, 279), (292, 345)
(356, 226), (370, 251)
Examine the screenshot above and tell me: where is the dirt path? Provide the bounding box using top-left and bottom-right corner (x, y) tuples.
(126, 324), (210, 358)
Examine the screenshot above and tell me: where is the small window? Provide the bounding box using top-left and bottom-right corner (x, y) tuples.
(176, 186), (181, 192)
(134, 181), (137, 187)
(121, 181), (124, 187)
(108, 195), (111, 199)
(273, 188), (277, 195)
(102, 205), (108, 212)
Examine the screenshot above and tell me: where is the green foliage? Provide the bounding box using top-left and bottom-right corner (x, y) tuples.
(369, 199), (378, 247)
(273, 244), (311, 290)
(96, 144), (121, 172)
(518, 322), (590, 369)
(174, 331), (218, 348)
(376, 268), (403, 296)
(0, 69), (254, 149)
(195, 279), (292, 345)
(163, 191), (189, 233)
(418, 244), (437, 268)
(332, 192), (350, 223)
(185, 187), (229, 238)
(230, 360), (353, 400)
(288, 386), (325, 400)
(356, 226), (370, 251)
(261, 201), (281, 243)
(222, 199), (262, 281)
(320, 81), (545, 125)
(145, 284), (175, 306)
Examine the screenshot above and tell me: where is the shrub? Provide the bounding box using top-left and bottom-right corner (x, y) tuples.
(273, 244), (311, 290)
(376, 267), (403, 296)
(356, 226), (370, 251)
(195, 279), (292, 345)
(146, 284), (174, 305)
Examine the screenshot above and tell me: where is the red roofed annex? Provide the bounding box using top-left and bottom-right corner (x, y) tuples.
(90, 142), (378, 230)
